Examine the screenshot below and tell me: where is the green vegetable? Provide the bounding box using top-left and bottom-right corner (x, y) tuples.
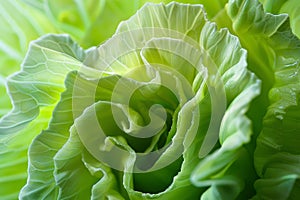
(0, 0), (299, 199)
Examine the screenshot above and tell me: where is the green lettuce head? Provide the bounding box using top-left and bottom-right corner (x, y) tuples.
(1, 0), (299, 199)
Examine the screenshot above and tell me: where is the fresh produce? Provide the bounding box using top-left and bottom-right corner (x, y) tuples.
(0, 0), (299, 199)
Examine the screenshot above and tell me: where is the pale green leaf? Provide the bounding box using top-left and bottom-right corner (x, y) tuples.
(0, 34), (86, 135)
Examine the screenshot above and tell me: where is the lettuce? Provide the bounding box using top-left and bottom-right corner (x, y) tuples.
(0, 0), (56, 119)
(0, 0), (299, 199)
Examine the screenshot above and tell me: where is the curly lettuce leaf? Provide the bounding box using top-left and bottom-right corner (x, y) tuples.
(0, 34), (86, 135)
(189, 14), (260, 200)
(17, 2), (261, 199)
(0, 35), (87, 200)
(226, 0), (287, 146)
(0, 106), (53, 199)
(227, 0), (300, 198)
(0, 0), (57, 119)
(254, 16), (300, 200)
(259, 0), (300, 39)
(4, 0), (300, 199)
(0, 1), (55, 198)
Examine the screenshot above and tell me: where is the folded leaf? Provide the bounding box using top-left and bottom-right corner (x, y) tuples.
(259, 0), (300, 39)
(254, 18), (300, 200)
(17, 2), (258, 199)
(0, 35), (86, 200)
(0, 34), (86, 135)
(0, 0), (56, 120)
(227, 0), (300, 198)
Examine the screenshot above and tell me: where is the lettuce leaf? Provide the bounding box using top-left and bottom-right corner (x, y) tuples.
(0, 0), (57, 120)
(259, 0), (300, 39)
(227, 0), (300, 199)
(0, 1), (150, 198)
(13, 2), (261, 199)
(1, 0), (300, 199)
(254, 13), (300, 200)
